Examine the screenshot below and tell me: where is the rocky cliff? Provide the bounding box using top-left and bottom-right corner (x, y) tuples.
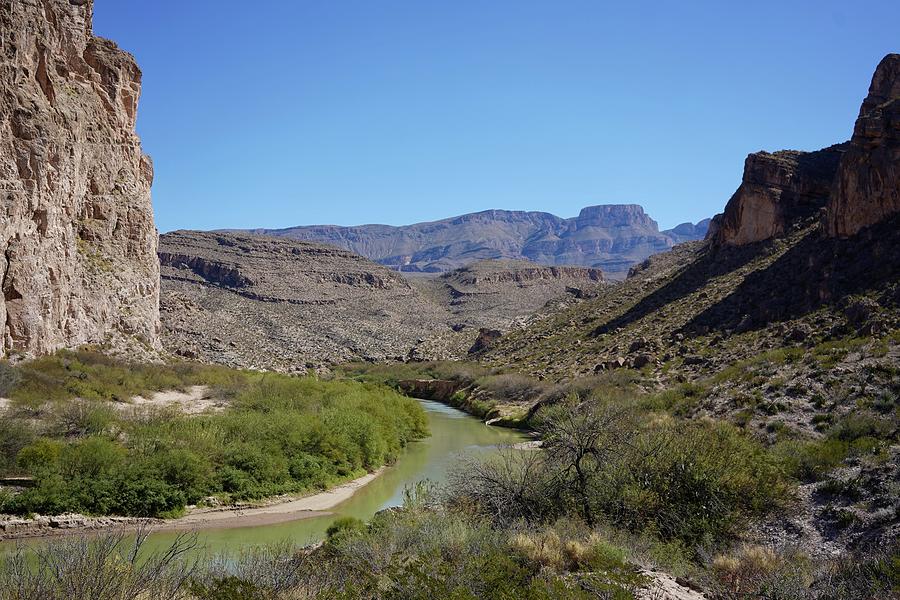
(827, 53), (900, 237)
(0, 0), (159, 357)
(711, 54), (900, 247)
(710, 146), (846, 246)
(236, 205), (708, 278)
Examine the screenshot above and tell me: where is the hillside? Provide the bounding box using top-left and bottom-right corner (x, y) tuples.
(236, 205), (709, 278)
(478, 54), (900, 558)
(159, 232), (608, 370)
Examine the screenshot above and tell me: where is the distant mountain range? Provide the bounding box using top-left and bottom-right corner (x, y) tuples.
(233, 205), (710, 277)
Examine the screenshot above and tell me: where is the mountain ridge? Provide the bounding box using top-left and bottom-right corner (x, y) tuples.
(228, 204), (709, 278)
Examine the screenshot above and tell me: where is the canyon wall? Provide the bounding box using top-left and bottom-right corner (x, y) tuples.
(0, 0), (159, 357)
(827, 53), (900, 237)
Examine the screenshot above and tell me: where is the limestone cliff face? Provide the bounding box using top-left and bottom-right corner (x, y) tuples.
(710, 146), (846, 246)
(826, 54), (900, 237)
(0, 0), (160, 357)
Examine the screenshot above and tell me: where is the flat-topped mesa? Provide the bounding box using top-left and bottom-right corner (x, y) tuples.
(0, 0), (160, 357)
(826, 53), (900, 237)
(572, 204), (658, 229)
(443, 260), (604, 286)
(709, 145), (847, 247)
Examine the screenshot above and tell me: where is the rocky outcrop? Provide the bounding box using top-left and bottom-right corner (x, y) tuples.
(710, 146), (846, 246)
(236, 205), (708, 278)
(0, 0), (160, 357)
(827, 54), (900, 237)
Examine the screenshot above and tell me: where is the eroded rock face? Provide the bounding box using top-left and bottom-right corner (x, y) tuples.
(0, 0), (160, 357)
(710, 146), (846, 246)
(827, 54), (900, 237)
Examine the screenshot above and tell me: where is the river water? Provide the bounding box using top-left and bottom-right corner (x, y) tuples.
(132, 399), (525, 555)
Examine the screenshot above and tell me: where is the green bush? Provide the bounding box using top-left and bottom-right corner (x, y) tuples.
(325, 516), (365, 541)
(0, 360), (429, 518)
(605, 421), (789, 546)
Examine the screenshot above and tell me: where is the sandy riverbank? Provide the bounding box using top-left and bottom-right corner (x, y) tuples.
(0, 468), (385, 541)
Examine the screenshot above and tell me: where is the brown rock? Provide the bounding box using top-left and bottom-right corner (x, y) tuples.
(632, 354), (654, 369)
(468, 328), (503, 354)
(0, 0), (160, 357)
(710, 146), (846, 246)
(826, 54), (900, 237)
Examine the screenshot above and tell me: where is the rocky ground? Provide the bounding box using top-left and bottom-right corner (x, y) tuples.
(159, 231), (608, 371)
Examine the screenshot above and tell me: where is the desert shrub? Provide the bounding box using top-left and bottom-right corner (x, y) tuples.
(476, 373), (548, 403)
(6, 349), (242, 407)
(0, 528), (197, 600)
(454, 399), (789, 549)
(641, 382), (706, 415)
(326, 516), (366, 541)
(818, 545), (900, 600)
(773, 438), (849, 482)
(604, 421), (789, 546)
(0, 415), (35, 474)
(340, 360), (492, 389)
(0, 361), (20, 397)
(710, 545), (813, 600)
(828, 413), (894, 443)
(319, 508), (644, 599)
(46, 400), (117, 437)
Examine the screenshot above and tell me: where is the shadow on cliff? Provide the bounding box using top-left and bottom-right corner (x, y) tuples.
(591, 243), (762, 336)
(684, 214), (900, 334)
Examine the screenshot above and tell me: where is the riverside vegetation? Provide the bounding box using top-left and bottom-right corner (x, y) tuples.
(0, 350), (427, 518)
(1, 355), (896, 598)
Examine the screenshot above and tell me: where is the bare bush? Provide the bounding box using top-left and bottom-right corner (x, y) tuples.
(447, 446), (558, 524)
(537, 397), (639, 526)
(475, 373), (548, 403)
(0, 526), (198, 600)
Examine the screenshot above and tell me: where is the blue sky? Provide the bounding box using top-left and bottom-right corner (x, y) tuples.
(93, 1), (899, 233)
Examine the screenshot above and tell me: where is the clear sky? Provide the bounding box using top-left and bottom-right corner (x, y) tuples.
(93, 1), (899, 233)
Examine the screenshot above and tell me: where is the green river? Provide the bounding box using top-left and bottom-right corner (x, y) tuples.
(3, 400), (525, 557)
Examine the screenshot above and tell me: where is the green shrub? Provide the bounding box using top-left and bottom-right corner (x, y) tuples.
(773, 438), (849, 482)
(828, 413), (893, 443)
(0, 361), (21, 397)
(325, 516), (365, 541)
(190, 576), (267, 600)
(641, 382), (706, 415)
(1, 358), (429, 518)
(606, 421), (790, 546)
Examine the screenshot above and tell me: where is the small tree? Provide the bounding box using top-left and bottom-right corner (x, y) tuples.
(536, 396), (638, 526)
